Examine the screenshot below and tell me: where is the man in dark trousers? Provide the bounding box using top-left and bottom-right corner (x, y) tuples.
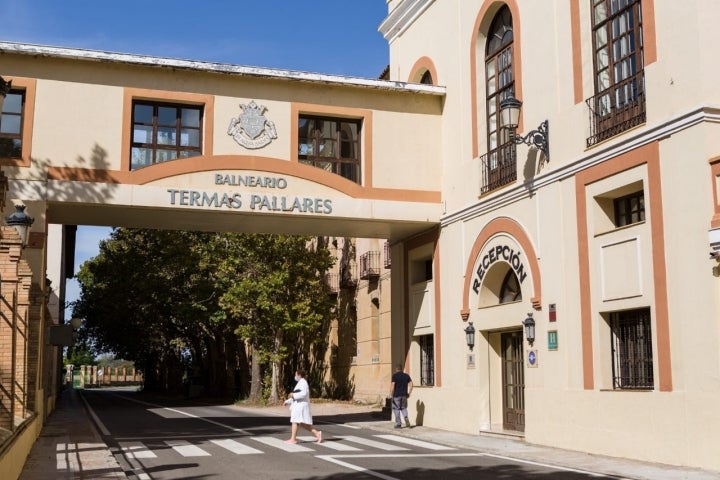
(389, 363), (413, 428)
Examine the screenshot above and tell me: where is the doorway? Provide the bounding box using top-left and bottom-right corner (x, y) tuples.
(501, 330), (525, 432)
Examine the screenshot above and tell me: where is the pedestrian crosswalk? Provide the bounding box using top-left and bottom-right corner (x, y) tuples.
(117, 433), (455, 460)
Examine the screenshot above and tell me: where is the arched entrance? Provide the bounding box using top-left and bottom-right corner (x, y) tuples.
(460, 217), (541, 433)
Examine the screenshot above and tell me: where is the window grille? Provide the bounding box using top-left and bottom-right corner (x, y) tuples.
(614, 190), (645, 227)
(480, 141), (517, 194)
(359, 251), (380, 279)
(383, 241), (392, 269)
(610, 308), (654, 389)
(419, 334), (435, 386)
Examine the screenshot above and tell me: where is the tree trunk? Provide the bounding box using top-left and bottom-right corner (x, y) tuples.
(248, 345), (263, 403)
(268, 330), (284, 404)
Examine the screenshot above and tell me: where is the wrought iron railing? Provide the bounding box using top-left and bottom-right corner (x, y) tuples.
(324, 272), (339, 296)
(586, 72), (646, 147)
(480, 141), (517, 194)
(383, 240), (391, 269)
(359, 251), (380, 280)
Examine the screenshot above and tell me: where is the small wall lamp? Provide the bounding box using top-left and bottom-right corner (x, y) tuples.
(464, 321), (476, 351)
(499, 95), (550, 161)
(0, 75), (11, 113)
(523, 312), (536, 346)
(5, 204), (34, 247)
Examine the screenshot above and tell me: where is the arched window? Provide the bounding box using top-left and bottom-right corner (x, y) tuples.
(499, 269), (522, 304)
(419, 70), (433, 85)
(482, 5), (517, 193)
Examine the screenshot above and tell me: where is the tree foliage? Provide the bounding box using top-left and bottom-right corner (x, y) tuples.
(73, 228), (334, 401)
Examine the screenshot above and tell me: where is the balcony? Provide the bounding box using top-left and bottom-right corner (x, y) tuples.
(586, 71), (646, 148)
(340, 262), (357, 289)
(480, 142), (517, 194)
(325, 272), (339, 296)
(383, 240), (391, 269)
(359, 251), (380, 280)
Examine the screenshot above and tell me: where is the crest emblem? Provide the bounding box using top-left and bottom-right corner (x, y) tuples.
(227, 100), (277, 149)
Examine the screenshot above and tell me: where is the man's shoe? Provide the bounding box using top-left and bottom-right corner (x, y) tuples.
(394, 424), (402, 428)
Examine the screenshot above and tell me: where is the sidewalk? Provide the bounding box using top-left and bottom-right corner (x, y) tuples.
(18, 388), (126, 480)
(18, 388), (720, 480)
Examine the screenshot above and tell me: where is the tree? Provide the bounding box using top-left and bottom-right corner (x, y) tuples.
(73, 228), (335, 402)
(217, 234), (335, 403)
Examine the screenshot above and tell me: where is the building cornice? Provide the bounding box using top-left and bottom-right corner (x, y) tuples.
(0, 41), (445, 96)
(378, 0), (435, 44)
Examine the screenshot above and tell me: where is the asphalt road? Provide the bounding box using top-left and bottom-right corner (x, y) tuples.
(82, 389), (622, 480)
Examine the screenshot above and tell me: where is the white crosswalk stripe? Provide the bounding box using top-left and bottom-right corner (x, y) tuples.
(297, 436), (362, 451)
(119, 442), (158, 459)
(374, 434), (455, 450)
(210, 438), (264, 454)
(337, 435), (410, 451)
(252, 436), (315, 452)
(165, 440), (211, 457)
(118, 433), (452, 459)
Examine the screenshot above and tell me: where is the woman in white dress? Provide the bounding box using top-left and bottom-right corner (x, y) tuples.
(285, 370), (322, 444)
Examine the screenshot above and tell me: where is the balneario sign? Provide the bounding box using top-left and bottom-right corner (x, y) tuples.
(167, 174), (333, 214)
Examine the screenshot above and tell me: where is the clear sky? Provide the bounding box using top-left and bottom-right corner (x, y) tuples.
(0, 0), (391, 304)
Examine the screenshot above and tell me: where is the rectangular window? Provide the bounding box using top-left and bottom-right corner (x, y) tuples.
(298, 115), (361, 183)
(419, 334), (435, 386)
(614, 190), (645, 227)
(610, 308), (653, 389)
(131, 101), (202, 170)
(0, 90), (24, 159)
(586, 0), (645, 147)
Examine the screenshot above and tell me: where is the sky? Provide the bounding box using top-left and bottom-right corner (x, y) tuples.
(0, 0), (391, 304)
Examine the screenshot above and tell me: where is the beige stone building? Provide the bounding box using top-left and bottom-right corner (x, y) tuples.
(1, 0), (720, 475)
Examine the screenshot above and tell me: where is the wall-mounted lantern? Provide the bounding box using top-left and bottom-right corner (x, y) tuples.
(5, 204), (34, 247)
(523, 312), (536, 346)
(464, 321), (476, 351)
(499, 95), (550, 161)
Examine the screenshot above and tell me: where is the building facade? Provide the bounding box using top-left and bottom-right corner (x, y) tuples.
(1, 0), (719, 474)
(380, 0), (720, 471)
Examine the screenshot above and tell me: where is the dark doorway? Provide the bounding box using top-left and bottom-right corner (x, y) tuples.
(501, 330), (525, 432)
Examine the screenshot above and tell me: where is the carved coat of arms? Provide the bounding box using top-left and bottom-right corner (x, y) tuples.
(227, 100), (277, 149)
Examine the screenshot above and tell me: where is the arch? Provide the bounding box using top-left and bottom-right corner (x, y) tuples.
(408, 56), (438, 85)
(470, 0), (523, 159)
(460, 216), (541, 320)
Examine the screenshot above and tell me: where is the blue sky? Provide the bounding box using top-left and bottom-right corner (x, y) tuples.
(0, 0), (390, 303)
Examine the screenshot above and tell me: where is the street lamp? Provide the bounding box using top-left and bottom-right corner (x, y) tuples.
(523, 312), (536, 346)
(5, 204), (34, 247)
(464, 321), (476, 351)
(499, 95), (550, 161)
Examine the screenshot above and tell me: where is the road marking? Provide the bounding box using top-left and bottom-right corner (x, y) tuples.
(165, 440), (211, 457)
(337, 435), (409, 451)
(317, 453), (484, 480)
(297, 435), (362, 451)
(252, 436), (314, 452)
(479, 452), (629, 478)
(119, 442), (157, 459)
(114, 393), (251, 435)
(79, 393), (111, 435)
(210, 438), (264, 454)
(373, 434), (455, 450)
